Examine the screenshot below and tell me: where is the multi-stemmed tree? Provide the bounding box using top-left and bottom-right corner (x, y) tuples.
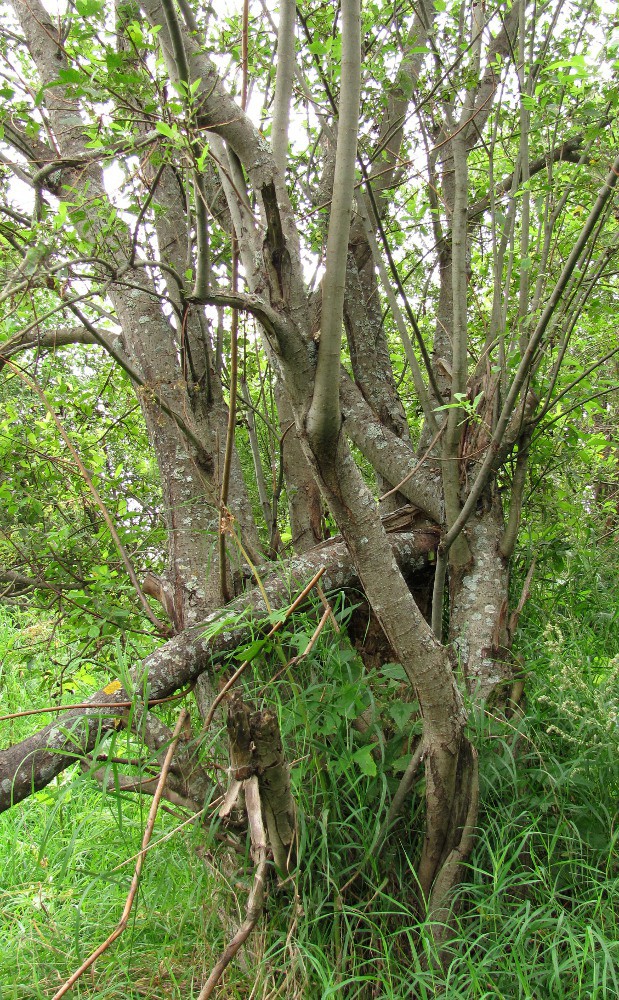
(1, 0), (618, 962)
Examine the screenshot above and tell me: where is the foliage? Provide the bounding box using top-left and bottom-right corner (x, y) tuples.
(1, 531), (618, 997)
(0, 352), (164, 673)
(1, 0), (619, 992)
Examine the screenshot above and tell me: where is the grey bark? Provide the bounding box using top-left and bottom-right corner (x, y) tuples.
(0, 515), (438, 812)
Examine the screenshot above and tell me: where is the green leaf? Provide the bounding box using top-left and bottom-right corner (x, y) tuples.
(75, 0), (103, 15)
(389, 702), (416, 730)
(56, 68), (83, 85)
(308, 39), (329, 56)
(351, 745), (377, 777)
(155, 122), (179, 140)
(546, 55), (586, 71)
(126, 21), (145, 47)
(380, 663), (408, 682)
(234, 638), (267, 661)
(267, 609), (289, 625)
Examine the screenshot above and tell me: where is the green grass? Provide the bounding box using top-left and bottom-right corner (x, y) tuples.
(1, 554), (618, 999)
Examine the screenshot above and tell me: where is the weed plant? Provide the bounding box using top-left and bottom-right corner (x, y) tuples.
(0, 544), (617, 999)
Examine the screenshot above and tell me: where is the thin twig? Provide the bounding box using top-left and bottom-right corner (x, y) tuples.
(109, 803), (220, 873)
(508, 557), (536, 638)
(259, 604), (331, 694)
(0, 683), (196, 723)
(51, 709), (189, 1000)
(374, 739), (425, 852)
(294, 606), (331, 663)
(316, 583), (340, 632)
(218, 244), (239, 604)
(65, 304), (217, 481)
(129, 161), (165, 265)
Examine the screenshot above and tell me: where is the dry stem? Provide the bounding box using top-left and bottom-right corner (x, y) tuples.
(51, 709), (189, 999)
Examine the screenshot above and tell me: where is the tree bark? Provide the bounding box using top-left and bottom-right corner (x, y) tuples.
(0, 515), (438, 813)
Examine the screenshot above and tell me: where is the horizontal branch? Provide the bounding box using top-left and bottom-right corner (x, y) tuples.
(0, 512), (439, 812)
(30, 131), (162, 187)
(0, 324), (123, 366)
(0, 568), (64, 594)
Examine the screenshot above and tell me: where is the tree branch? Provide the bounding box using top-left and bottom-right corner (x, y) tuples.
(0, 324), (124, 366)
(340, 374), (443, 522)
(0, 567), (63, 594)
(0, 515), (438, 812)
(307, 0), (361, 454)
(271, 0), (296, 178)
(468, 136), (586, 221)
(442, 152), (619, 556)
(187, 288), (296, 357)
(30, 131), (162, 187)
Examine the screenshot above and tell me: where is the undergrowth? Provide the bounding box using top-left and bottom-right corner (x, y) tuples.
(1, 543), (618, 999)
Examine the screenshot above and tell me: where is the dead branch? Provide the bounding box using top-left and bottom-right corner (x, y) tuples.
(0, 684), (195, 723)
(198, 784), (268, 998)
(200, 693), (292, 998)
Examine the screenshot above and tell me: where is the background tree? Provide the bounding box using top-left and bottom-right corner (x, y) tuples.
(1, 0), (618, 990)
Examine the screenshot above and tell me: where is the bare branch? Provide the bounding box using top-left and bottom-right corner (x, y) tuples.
(29, 131), (162, 186)
(0, 324), (123, 365)
(307, 0), (361, 453)
(198, 782), (267, 998)
(187, 288), (297, 358)
(355, 191), (439, 433)
(464, 0), (521, 144)
(271, 0), (296, 178)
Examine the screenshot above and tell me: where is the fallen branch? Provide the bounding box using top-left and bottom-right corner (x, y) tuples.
(0, 514), (438, 812)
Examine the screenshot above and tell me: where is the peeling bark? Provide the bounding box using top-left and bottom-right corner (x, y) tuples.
(225, 694), (296, 876)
